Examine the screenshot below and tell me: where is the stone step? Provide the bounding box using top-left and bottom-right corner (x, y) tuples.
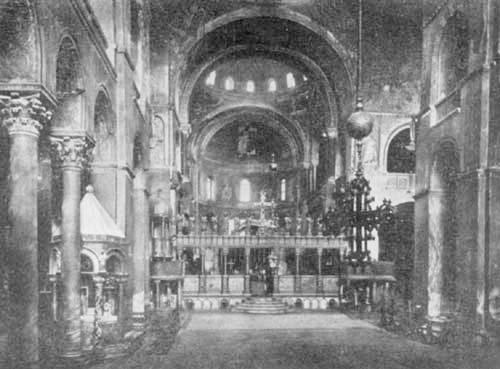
(237, 304), (287, 310)
(234, 297), (289, 314)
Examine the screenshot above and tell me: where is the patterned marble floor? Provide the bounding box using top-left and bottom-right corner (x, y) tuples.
(89, 312), (494, 369)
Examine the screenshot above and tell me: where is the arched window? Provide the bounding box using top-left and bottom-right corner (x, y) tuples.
(268, 78), (277, 92)
(286, 73), (296, 88)
(239, 179), (251, 202)
(438, 12), (468, 98)
(206, 176), (216, 201)
(387, 128), (415, 173)
(280, 178), (286, 201)
(246, 80), (255, 93)
(81, 254), (94, 273)
(56, 37), (80, 94)
(106, 255), (122, 274)
(94, 91), (115, 162)
(224, 76), (234, 91)
(205, 70), (216, 86)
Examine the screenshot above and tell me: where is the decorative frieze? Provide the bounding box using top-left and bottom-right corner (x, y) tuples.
(0, 92), (52, 137)
(51, 136), (94, 169)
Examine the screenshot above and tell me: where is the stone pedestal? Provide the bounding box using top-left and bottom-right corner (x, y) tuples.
(52, 136), (92, 358)
(0, 92), (51, 366)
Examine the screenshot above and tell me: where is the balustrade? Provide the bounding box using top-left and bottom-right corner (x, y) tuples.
(177, 234), (349, 250)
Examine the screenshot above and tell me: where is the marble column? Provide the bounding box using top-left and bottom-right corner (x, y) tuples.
(273, 248), (280, 294)
(118, 279), (126, 320)
(428, 190), (444, 317)
(295, 248), (301, 293)
(317, 248), (323, 294)
(50, 275), (58, 321)
(154, 280), (161, 308)
(222, 248), (229, 294)
(0, 92), (51, 366)
(244, 248), (251, 294)
(132, 170), (148, 327)
(177, 280), (183, 310)
(199, 249), (207, 293)
(52, 135), (92, 358)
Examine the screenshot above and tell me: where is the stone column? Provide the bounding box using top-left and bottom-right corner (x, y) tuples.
(50, 275), (58, 321)
(199, 248), (207, 293)
(427, 190), (444, 317)
(317, 248), (323, 294)
(118, 278), (126, 320)
(52, 135), (92, 358)
(0, 93), (51, 366)
(222, 248), (229, 294)
(132, 170), (148, 327)
(273, 248), (280, 294)
(177, 280), (183, 310)
(295, 248), (301, 293)
(154, 280), (161, 309)
(244, 247), (251, 294)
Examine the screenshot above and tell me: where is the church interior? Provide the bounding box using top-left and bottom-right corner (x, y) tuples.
(1, 0), (500, 367)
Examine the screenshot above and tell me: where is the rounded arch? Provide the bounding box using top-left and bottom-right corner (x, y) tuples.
(183, 7), (352, 75)
(431, 9), (470, 103)
(105, 250), (125, 274)
(179, 45), (339, 134)
(175, 8), (353, 127)
(51, 34), (85, 130)
(437, 11), (468, 98)
(81, 248), (99, 273)
(55, 34), (83, 94)
(384, 123), (415, 173)
(150, 114), (166, 167)
(190, 105), (307, 166)
(93, 88), (116, 163)
(430, 138), (460, 190)
(0, 0), (41, 82)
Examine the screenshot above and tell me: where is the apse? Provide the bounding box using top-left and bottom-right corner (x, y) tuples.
(204, 116), (294, 167)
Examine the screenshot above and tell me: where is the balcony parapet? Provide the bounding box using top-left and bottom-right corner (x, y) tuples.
(177, 234), (349, 250)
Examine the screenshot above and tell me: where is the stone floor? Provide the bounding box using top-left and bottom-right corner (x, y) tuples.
(87, 312), (500, 369)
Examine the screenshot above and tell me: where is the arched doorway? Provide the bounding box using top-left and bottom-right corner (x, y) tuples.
(428, 141), (459, 317)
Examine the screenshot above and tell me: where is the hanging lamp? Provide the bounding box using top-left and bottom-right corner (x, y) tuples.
(346, 0), (374, 143)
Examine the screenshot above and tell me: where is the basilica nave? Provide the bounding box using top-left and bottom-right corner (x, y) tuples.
(0, 0), (499, 368)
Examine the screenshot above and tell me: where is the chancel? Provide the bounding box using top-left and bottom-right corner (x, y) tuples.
(0, 0), (499, 368)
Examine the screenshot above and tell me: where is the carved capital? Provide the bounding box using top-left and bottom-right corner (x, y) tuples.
(0, 92), (52, 137)
(180, 123), (191, 135)
(51, 136), (94, 169)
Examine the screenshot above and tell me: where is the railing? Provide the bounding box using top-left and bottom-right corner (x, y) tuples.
(177, 234), (349, 250)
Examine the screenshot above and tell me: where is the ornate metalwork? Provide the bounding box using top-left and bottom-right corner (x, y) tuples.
(326, 142), (394, 269)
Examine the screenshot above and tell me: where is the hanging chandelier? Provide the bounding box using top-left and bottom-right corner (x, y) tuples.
(323, 0), (394, 271)
(346, 0), (374, 145)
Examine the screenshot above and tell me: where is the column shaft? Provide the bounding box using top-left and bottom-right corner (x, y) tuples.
(132, 173), (148, 326)
(295, 248), (301, 293)
(60, 164), (82, 357)
(317, 248), (323, 294)
(7, 132), (40, 364)
(244, 248), (251, 294)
